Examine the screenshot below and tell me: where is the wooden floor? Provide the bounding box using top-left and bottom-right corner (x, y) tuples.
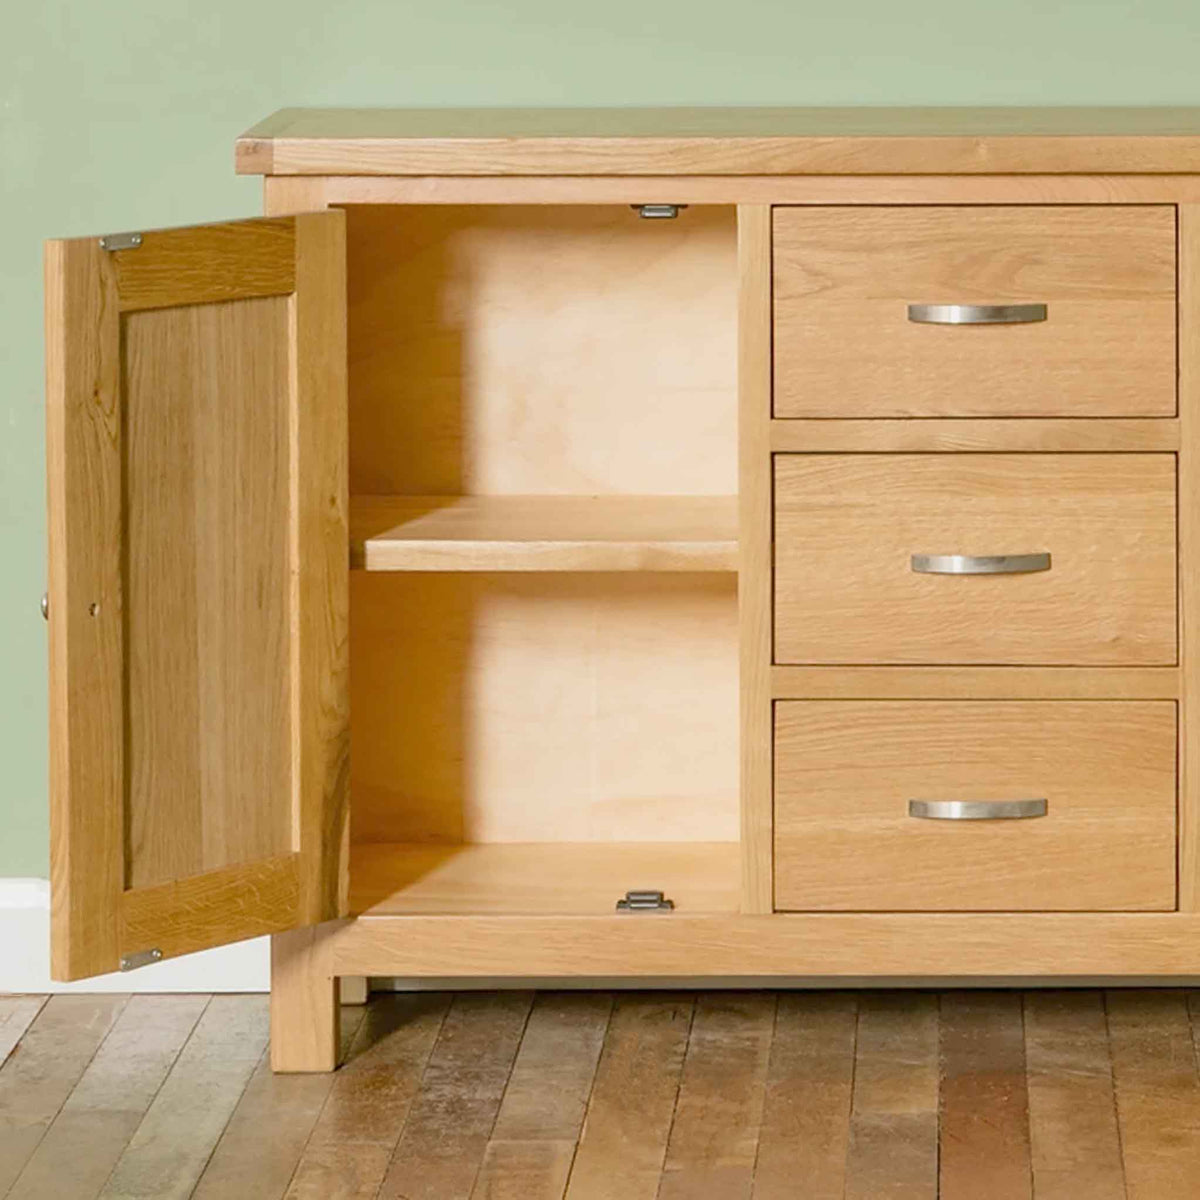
(3, 990), (1200, 1198)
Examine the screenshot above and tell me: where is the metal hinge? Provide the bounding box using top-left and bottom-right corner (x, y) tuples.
(616, 889), (674, 912)
(99, 231), (143, 251)
(120, 947), (163, 971)
(631, 204), (687, 220)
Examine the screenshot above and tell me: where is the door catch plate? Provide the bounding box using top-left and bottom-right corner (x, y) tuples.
(99, 231), (143, 251)
(616, 889), (675, 912)
(120, 948), (163, 971)
(631, 204), (686, 219)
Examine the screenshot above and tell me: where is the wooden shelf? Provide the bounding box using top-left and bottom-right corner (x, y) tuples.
(350, 495), (738, 572)
(349, 842), (739, 916)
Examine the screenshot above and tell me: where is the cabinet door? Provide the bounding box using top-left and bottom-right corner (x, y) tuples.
(45, 214), (348, 979)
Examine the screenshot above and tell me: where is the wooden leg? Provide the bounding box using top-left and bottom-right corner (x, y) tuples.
(270, 926), (339, 1072)
(340, 975), (369, 1005)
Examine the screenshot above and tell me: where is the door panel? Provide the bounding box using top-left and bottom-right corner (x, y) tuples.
(125, 298), (293, 888)
(45, 214), (348, 979)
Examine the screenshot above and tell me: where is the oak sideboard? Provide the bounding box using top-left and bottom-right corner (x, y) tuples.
(44, 108), (1200, 1070)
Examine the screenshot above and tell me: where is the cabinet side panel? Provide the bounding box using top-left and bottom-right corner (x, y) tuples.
(738, 205), (773, 913)
(1180, 205), (1198, 910)
(293, 212), (351, 922)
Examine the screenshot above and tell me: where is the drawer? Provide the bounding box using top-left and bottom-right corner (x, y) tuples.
(772, 205), (1176, 418)
(773, 701), (1177, 911)
(773, 454), (1176, 666)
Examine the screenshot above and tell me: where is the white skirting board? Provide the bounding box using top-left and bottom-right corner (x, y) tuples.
(0, 879), (269, 993)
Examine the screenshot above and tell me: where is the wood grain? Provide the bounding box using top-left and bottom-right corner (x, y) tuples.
(292, 210), (351, 924)
(350, 842), (738, 916)
(737, 205), (773, 914)
(123, 296), (293, 889)
(774, 454), (1177, 666)
(45, 236), (124, 979)
(112, 218), (294, 312)
(349, 572), (736, 846)
(1107, 991), (1200, 1200)
(490, 993), (611, 1141)
(193, 1005), (367, 1200)
(658, 993), (775, 1200)
(774, 701), (1177, 911)
(1178, 206), (1200, 911)
(328, 912), (1200, 980)
(470, 1141), (576, 1200)
(286, 993), (450, 1199)
(470, 993), (612, 1199)
(314, 172), (1200, 207)
(1025, 992), (1125, 1200)
(235, 106), (1200, 176)
(770, 418), (1180, 453)
(844, 993), (939, 1200)
(271, 926), (340, 1074)
(565, 994), (694, 1200)
(750, 993), (857, 1200)
(774, 206), (1176, 418)
(0, 997), (47, 1068)
(345, 204), (735, 499)
(376, 991), (534, 1199)
(6, 994), (208, 1200)
(937, 992), (1031, 1200)
(0, 994), (128, 1195)
(98, 995), (268, 1200)
(350, 494), (738, 572)
(772, 665), (1181, 700)
(121, 853), (302, 962)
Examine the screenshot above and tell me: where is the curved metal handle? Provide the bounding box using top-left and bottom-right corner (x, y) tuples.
(907, 303), (1047, 325)
(40, 593), (49, 621)
(908, 799), (1048, 821)
(911, 553), (1050, 576)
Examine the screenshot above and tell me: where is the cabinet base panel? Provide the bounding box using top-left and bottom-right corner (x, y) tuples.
(324, 913), (1200, 978)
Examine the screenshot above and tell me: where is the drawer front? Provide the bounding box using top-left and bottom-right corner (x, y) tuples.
(773, 205), (1176, 418)
(774, 701), (1177, 911)
(774, 454), (1176, 666)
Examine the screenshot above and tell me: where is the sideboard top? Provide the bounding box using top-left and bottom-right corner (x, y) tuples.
(236, 106), (1200, 177)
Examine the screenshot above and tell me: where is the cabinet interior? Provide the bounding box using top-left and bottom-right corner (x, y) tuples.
(343, 204), (740, 916)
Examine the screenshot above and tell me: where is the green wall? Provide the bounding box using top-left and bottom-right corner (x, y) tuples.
(4, 0), (1200, 876)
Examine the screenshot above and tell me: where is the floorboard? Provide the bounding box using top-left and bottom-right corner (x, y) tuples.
(0, 993), (128, 1196)
(564, 994), (694, 1200)
(1108, 990), (1200, 1200)
(96, 995), (268, 1200)
(0, 998), (47, 1069)
(1024, 991), (1125, 1200)
(751, 992), (857, 1200)
(375, 991), (534, 1200)
(937, 991), (1031, 1200)
(657, 992), (775, 1200)
(844, 992), (939, 1200)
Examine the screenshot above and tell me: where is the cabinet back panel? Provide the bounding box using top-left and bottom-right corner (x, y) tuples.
(123, 298), (294, 887)
(345, 205), (737, 496)
(349, 572), (738, 843)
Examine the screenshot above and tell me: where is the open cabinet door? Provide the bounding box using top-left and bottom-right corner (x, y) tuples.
(45, 213), (348, 979)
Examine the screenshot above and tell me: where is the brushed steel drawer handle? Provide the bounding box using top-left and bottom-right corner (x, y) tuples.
(908, 799), (1048, 821)
(907, 303), (1048, 325)
(911, 553), (1051, 575)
